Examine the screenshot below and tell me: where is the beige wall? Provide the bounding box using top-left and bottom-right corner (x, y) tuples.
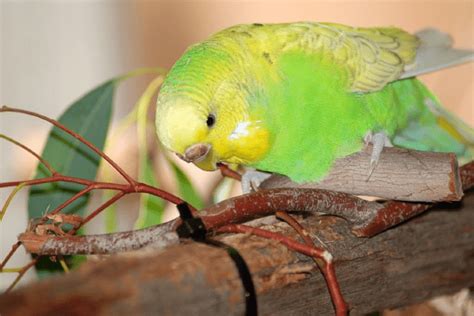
(1, 0), (473, 289)
(130, 0), (473, 122)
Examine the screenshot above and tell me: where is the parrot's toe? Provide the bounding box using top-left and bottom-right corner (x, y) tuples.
(365, 131), (393, 180)
(241, 169), (272, 194)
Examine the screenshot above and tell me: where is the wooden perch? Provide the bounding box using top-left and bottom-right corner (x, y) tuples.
(1, 189), (473, 315)
(14, 161), (474, 257)
(261, 146), (463, 202)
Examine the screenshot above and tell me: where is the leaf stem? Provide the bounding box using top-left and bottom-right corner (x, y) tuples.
(1, 183), (27, 221)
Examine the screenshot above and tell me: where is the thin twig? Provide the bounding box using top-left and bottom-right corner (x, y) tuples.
(217, 224), (348, 316)
(218, 163), (242, 181)
(0, 134), (56, 175)
(1, 106), (135, 185)
(135, 182), (197, 212)
(276, 211), (315, 247)
(0, 242), (22, 270)
(275, 211), (327, 268)
(29, 186), (96, 230)
(218, 160), (348, 314)
(0, 135), (193, 290)
(71, 191), (126, 234)
(0, 174), (187, 209)
(274, 213), (348, 315)
(1, 175), (97, 189)
(5, 259), (38, 293)
(48, 187), (95, 217)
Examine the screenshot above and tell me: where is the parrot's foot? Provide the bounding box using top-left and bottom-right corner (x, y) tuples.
(241, 169), (272, 194)
(364, 131), (393, 180)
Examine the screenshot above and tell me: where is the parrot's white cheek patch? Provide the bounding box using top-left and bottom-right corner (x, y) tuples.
(229, 121), (251, 140)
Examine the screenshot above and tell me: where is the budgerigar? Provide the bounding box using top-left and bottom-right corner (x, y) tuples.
(155, 22), (474, 188)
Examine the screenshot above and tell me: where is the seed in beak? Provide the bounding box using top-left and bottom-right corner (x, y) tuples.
(182, 143), (211, 163)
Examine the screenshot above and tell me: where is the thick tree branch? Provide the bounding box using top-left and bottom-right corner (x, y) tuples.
(1, 189), (473, 315)
(16, 189), (386, 255)
(18, 221), (179, 255)
(261, 146), (462, 202)
(17, 161), (473, 255)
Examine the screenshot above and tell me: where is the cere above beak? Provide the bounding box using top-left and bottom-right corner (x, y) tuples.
(179, 143), (211, 163)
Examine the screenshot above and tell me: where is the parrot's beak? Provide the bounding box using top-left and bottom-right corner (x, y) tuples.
(180, 143), (211, 163)
(178, 143), (217, 171)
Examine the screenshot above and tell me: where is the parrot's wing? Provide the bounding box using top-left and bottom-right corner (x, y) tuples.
(278, 22), (420, 93)
(276, 23), (472, 93)
(400, 28), (474, 79)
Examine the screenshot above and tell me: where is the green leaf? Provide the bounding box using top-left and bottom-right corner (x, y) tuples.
(28, 80), (115, 276)
(134, 158), (165, 228)
(133, 75), (165, 228)
(169, 160), (204, 210)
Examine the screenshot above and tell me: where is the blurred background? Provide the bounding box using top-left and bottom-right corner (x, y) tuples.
(1, 0), (473, 311)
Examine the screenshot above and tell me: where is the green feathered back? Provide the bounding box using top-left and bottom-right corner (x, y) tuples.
(252, 51), (472, 182)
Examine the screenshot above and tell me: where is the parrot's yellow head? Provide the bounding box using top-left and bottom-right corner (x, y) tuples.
(155, 32), (274, 171)
(155, 89), (270, 171)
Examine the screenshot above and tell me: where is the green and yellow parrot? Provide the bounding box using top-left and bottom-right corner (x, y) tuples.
(155, 22), (474, 188)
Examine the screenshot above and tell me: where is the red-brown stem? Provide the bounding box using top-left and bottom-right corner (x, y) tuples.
(0, 134), (56, 175)
(45, 187), (95, 218)
(274, 211), (348, 314)
(217, 163), (242, 181)
(217, 224), (348, 316)
(218, 163), (349, 313)
(1, 106), (135, 185)
(1, 176), (131, 192)
(352, 202), (430, 237)
(0, 106), (201, 292)
(275, 211), (314, 247)
(275, 211), (323, 276)
(217, 224), (325, 261)
(68, 181), (188, 233)
(70, 192), (126, 234)
(30, 186), (96, 230)
(0, 242), (22, 270)
(0, 176), (192, 283)
(5, 259), (38, 293)
(323, 261), (348, 316)
(0, 174), (188, 209)
(1, 175), (97, 189)
(135, 182), (197, 212)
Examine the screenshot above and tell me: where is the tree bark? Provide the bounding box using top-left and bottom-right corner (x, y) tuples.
(261, 146), (462, 202)
(1, 190), (473, 316)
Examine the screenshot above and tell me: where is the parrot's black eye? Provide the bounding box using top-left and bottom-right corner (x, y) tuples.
(206, 114), (216, 127)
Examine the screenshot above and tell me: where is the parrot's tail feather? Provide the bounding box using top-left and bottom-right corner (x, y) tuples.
(401, 28), (473, 79)
(425, 98), (474, 144)
(393, 96), (474, 165)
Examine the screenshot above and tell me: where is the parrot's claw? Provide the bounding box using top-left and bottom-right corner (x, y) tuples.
(241, 169), (272, 194)
(364, 131), (393, 180)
